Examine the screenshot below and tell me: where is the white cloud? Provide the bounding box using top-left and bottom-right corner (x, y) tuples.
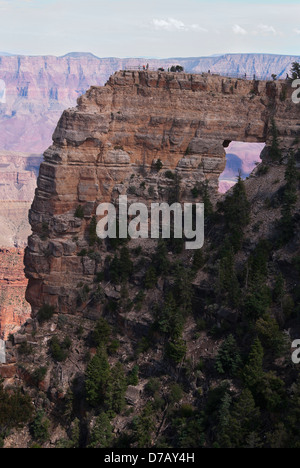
(190, 24), (208, 32)
(232, 24), (247, 35)
(152, 18), (207, 32)
(0, 1), (298, 58)
(152, 18), (186, 31)
(253, 24), (277, 35)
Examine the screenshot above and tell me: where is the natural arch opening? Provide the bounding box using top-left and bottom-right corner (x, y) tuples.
(219, 141), (266, 193)
(222, 140), (232, 149)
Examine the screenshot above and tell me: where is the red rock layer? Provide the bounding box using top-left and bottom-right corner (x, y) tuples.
(0, 248), (30, 339)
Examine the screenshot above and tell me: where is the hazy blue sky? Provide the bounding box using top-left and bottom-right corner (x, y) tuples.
(0, 0), (299, 57)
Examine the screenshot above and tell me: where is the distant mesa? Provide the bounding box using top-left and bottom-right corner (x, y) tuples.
(0, 51), (14, 56)
(60, 52), (101, 59)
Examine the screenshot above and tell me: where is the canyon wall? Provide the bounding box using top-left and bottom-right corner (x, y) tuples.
(0, 152), (41, 338)
(0, 248), (31, 339)
(24, 70), (300, 315)
(0, 151), (42, 202)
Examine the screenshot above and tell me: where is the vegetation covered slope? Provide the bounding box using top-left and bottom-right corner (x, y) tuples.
(1, 147), (300, 448)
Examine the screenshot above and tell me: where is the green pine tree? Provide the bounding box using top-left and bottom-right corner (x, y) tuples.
(217, 392), (232, 448)
(107, 362), (128, 414)
(228, 389), (261, 448)
(277, 151), (298, 244)
(192, 249), (205, 271)
(85, 348), (111, 408)
(119, 247), (133, 281)
(153, 240), (170, 275)
(133, 403), (155, 448)
(144, 266), (157, 289)
(255, 314), (285, 355)
(217, 242), (241, 308)
(243, 338), (264, 390)
(215, 334), (242, 377)
(93, 318), (111, 347)
(156, 292), (184, 339)
(291, 62), (300, 79)
(219, 174), (250, 251)
(174, 264), (193, 315)
(88, 413), (113, 448)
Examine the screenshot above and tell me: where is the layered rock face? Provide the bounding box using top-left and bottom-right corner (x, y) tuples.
(25, 70), (300, 315)
(0, 151), (42, 249)
(0, 201), (32, 248)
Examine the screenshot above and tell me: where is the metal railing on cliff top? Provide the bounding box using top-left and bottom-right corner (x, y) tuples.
(122, 66), (284, 82)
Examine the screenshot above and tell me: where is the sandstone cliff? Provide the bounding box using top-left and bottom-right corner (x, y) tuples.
(24, 70), (300, 316)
